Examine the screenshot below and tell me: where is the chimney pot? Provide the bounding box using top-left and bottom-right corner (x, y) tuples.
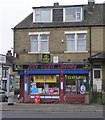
(54, 2), (59, 7)
(6, 50), (12, 56)
(88, 0), (95, 13)
(88, 0), (95, 2)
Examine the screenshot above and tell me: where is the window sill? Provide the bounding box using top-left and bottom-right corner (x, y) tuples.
(28, 52), (50, 54)
(63, 20), (82, 22)
(64, 51), (88, 53)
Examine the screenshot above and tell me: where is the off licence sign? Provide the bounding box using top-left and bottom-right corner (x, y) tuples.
(42, 54), (50, 63)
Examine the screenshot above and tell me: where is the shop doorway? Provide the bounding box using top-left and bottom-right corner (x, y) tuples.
(93, 69), (102, 92)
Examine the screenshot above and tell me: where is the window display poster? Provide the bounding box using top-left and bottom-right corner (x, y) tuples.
(9, 74), (14, 95)
(61, 82), (63, 90)
(33, 75), (56, 83)
(66, 85), (76, 94)
(45, 88), (49, 94)
(25, 83), (27, 91)
(31, 88), (38, 94)
(80, 84), (86, 94)
(49, 88), (54, 94)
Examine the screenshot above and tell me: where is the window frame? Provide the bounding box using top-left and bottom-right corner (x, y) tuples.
(33, 9), (53, 23)
(29, 32), (50, 54)
(64, 31), (88, 53)
(63, 7), (83, 22)
(2, 69), (8, 78)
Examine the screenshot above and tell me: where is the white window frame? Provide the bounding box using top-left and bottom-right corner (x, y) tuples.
(63, 7), (83, 22)
(33, 9), (53, 23)
(29, 32), (50, 54)
(64, 31), (88, 53)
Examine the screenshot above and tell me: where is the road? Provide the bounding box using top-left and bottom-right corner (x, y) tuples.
(2, 111), (104, 118)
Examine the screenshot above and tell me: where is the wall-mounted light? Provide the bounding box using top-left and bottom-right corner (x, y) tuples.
(61, 39), (64, 43)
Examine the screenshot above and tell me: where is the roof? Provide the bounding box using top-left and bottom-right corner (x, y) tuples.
(32, 4), (84, 9)
(14, 3), (105, 30)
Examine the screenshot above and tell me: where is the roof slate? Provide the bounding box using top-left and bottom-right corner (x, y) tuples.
(14, 4), (105, 29)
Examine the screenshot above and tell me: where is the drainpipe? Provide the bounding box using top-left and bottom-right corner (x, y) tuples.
(89, 27), (92, 103)
(89, 27), (92, 58)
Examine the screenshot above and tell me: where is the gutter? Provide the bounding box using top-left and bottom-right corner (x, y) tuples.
(12, 24), (105, 30)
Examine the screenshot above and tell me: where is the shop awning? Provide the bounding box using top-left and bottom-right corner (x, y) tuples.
(28, 71), (61, 75)
(18, 70), (88, 75)
(63, 71), (88, 74)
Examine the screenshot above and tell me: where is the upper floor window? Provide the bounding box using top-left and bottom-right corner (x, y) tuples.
(34, 9), (52, 22)
(29, 32), (50, 53)
(65, 31), (87, 52)
(64, 7), (83, 22)
(33, 6), (83, 23)
(2, 69), (8, 78)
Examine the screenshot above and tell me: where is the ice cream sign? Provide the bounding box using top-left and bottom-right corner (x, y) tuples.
(80, 84), (86, 95)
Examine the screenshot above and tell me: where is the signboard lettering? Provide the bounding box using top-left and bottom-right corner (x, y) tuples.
(66, 75), (86, 80)
(13, 64), (91, 71)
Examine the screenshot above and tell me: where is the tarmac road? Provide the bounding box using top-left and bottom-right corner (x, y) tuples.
(1, 111), (104, 118)
(0, 102), (104, 119)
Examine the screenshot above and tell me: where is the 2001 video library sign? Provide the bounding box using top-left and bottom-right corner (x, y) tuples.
(13, 64), (91, 71)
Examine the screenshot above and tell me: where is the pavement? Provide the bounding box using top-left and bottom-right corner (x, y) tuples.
(0, 101), (104, 112)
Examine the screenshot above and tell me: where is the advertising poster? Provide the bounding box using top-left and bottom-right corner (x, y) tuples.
(80, 84), (86, 95)
(33, 75), (56, 83)
(35, 94), (40, 104)
(49, 88), (54, 94)
(9, 74), (14, 96)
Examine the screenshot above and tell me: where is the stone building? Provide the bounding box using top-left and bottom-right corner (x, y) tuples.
(13, 0), (105, 103)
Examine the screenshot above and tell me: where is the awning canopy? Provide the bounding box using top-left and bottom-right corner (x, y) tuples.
(18, 70), (88, 75)
(88, 52), (105, 62)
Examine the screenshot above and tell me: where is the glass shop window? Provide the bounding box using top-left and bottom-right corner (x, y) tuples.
(65, 75), (88, 95)
(30, 75), (59, 95)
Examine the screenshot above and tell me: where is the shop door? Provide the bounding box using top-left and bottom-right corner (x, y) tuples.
(93, 69), (102, 92)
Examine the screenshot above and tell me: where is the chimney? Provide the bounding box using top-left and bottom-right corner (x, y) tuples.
(54, 2), (59, 7)
(88, 0), (95, 13)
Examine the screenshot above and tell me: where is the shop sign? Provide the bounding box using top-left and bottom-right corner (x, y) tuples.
(41, 54), (50, 63)
(33, 75), (56, 83)
(66, 75), (86, 80)
(13, 64), (91, 71)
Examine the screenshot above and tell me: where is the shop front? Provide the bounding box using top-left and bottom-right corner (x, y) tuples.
(13, 63), (91, 103)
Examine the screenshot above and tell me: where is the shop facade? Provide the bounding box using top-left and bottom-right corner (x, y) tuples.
(13, 1), (105, 104)
(13, 63), (91, 103)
